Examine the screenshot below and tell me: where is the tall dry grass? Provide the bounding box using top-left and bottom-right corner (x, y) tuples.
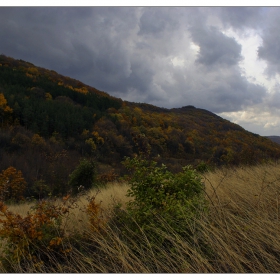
(1, 163), (280, 272)
(199, 163), (280, 272)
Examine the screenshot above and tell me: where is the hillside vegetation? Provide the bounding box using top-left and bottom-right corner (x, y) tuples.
(1, 54), (280, 201)
(1, 162), (280, 273)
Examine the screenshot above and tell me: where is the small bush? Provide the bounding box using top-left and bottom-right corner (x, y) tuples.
(86, 195), (104, 233)
(0, 198), (75, 271)
(0, 167), (27, 202)
(68, 159), (97, 195)
(195, 161), (212, 173)
(121, 156), (207, 243)
(0, 190), (106, 272)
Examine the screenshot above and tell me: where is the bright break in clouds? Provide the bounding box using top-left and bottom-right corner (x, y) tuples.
(1, 7), (280, 136)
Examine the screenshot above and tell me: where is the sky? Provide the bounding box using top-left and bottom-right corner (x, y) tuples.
(1, 4), (280, 136)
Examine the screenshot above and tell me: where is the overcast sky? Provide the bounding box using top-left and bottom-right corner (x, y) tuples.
(1, 6), (280, 136)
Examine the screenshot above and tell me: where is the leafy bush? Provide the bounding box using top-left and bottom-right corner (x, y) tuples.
(68, 159), (97, 194)
(195, 161), (212, 173)
(121, 156), (207, 241)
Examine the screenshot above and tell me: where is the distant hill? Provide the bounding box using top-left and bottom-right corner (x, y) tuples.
(266, 136), (280, 145)
(1, 54), (280, 198)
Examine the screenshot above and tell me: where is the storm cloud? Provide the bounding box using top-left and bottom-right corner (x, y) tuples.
(190, 25), (243, 67)
(0, 6), (279, 135)
(257, 8), (280, 76)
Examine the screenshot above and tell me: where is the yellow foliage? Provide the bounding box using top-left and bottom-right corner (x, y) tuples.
(27, 67), (39, 75)
(66, 85), (74, 91)
(56, 80), (89, 94)
(0, 93), (13, 114)
(85, 138), (97, 152)
(25, 73), (33, 78)
(92, 131), (99, 138)
(81, 129), (89, 138)
(92, 131), (104, 144)
(31, 134), (46, 148)
(74, 87), (89, 94)
(133, 107), (142, 114)
(45, 92), (52, 100)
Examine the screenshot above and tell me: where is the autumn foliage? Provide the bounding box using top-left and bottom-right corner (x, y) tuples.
(86, 194), (104, 232)
(0, 199), (70, 269)
(0, 167), (27, 202)
(0, 193), (102, 271)
(0, 93), (13, 126)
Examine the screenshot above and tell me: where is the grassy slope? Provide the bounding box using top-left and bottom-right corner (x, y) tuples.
(1, 163), (280, 273)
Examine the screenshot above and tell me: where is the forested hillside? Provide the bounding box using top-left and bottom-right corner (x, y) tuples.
(1, 54), (280, 199)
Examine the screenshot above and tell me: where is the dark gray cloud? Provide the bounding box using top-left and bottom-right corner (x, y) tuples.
(206, 71), (266, 113)
(157, 64), (266, 113)
(0, 6), (277, 135)
(190, 25), (242, 67)
(138, 7), (179, 36)
(0, 7), (93, 70)
(216, 7), (263, 30)
(258, 8), (280, 76)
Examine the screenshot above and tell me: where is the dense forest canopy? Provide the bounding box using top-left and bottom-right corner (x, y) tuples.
(1, 54), (280, 199)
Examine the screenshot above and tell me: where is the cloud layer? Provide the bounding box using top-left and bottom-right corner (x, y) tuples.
(1, 7), (280, 135)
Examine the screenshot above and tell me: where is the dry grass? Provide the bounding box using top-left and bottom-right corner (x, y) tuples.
(199, 163), (280, 272)
(68, 181), (131, 233)
(1, 163), (280, 273)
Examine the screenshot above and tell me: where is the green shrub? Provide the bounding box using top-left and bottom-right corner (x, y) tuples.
(195, 161), (212, 173)
(30, 179), (51, 199)
(68, 159), (97, 194)
(121, 156), (207, 241)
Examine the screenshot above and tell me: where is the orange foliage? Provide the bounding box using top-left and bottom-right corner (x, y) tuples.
(0, 190), (105, 269)
(86, 195), (103, 232)
(0, 167), (27, 201)
(0, 199), (73, 265)
(97, 170), (118, 183)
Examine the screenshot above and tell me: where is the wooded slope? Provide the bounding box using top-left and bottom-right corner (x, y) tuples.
(1, 54), (280, 198)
